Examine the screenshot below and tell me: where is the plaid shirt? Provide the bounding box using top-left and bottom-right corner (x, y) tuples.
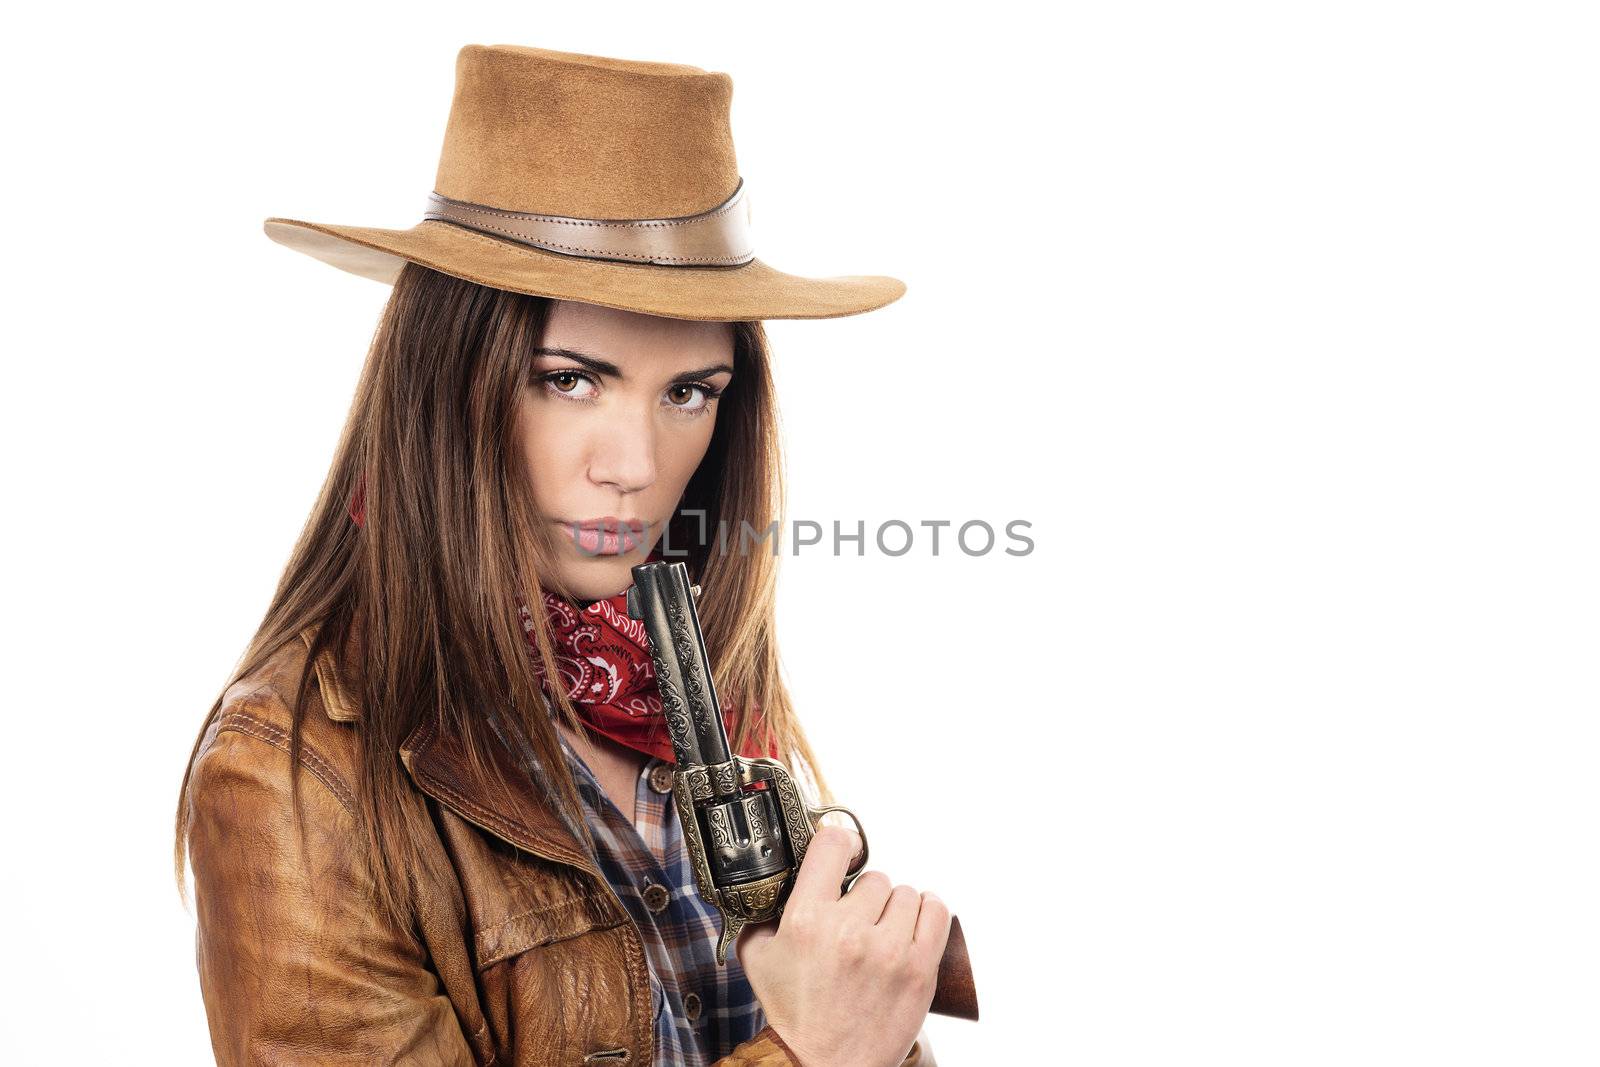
(555, 728), (767, 1067)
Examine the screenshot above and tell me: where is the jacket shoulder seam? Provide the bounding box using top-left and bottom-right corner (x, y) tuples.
(215, 709), (359, 816)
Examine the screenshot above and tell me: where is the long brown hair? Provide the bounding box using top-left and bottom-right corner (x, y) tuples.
(172, 261), (835, 932)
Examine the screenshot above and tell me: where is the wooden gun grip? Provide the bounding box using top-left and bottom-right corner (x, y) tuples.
(927, 913), (979, 1020)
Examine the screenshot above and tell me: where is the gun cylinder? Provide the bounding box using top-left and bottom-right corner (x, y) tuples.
(699, 791), (793, 886)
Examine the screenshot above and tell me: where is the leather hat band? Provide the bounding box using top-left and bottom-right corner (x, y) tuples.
(422, 179), (755, 267)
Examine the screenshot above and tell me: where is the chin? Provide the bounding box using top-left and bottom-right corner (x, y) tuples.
(552, 547), (648, 601)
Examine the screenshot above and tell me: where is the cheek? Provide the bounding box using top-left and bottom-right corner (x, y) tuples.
(660, 418), (717, 491)
(517, 401), (582, 507)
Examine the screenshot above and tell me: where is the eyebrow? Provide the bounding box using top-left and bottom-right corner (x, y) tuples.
(530, 346), (733, 382)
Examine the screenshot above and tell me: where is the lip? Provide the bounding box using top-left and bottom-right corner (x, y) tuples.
(554, 516), (648, 556)
(573, 516), (645, 530)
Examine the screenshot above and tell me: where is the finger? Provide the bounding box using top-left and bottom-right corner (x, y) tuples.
(788, 826), (862, 907)
(838, 869), (893, 921)
(913, 891), (953, 955)
(877, 883), (922, 940)
(735, 916), (777, 967)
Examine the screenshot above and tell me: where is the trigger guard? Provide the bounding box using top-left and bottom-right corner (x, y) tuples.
(806, 804), (869, 880)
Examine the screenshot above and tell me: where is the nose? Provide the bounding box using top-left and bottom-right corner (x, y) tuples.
(586, 408), (658, 496)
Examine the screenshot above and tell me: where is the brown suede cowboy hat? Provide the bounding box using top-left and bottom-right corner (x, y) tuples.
(263, 44), (905, 322)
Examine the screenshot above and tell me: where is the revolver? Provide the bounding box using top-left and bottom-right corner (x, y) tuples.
(626, 560), (979, 1021)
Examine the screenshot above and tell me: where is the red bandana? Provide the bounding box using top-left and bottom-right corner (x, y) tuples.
(515, 544), (779, 763)
(348, 475), (775, 764)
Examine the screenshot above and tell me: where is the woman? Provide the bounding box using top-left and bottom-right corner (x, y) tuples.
(172, 44), (949, 1067)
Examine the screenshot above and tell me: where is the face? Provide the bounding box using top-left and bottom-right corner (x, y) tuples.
(517, 299), (736, 600)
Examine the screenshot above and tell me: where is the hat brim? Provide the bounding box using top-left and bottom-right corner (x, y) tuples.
(262, 217), (905, 322)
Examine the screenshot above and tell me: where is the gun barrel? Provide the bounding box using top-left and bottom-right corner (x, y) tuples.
(625, 561), (731, 768)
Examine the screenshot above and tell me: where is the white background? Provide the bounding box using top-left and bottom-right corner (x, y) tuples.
(5, 2), (1596, 1063)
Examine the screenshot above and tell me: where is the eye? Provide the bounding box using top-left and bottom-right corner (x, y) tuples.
(539, 369), (598, 401)
(664, 381), (723, 415)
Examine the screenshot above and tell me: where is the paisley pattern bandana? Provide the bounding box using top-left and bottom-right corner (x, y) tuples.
(348, 475), (774, 764)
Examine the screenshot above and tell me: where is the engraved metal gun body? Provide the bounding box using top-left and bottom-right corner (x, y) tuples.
(626, 560), (979, 1021)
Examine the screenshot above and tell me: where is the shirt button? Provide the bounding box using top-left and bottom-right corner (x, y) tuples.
(683, 991), (702, 1023)
(642, 882), (671, 913)
(648, 762), (675, 794)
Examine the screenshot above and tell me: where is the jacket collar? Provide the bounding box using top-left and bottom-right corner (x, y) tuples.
(297, 620), (597, 874)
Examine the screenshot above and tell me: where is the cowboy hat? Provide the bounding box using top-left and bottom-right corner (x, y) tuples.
(262, 44), (906, 322)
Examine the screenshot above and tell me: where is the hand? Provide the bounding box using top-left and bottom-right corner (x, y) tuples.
(736, 826), (952, 1067)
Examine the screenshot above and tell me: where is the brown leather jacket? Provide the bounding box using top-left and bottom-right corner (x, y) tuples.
(184, 627), (931, 1066)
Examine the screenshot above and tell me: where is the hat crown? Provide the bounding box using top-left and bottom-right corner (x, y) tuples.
(433, 44), (740, 221)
